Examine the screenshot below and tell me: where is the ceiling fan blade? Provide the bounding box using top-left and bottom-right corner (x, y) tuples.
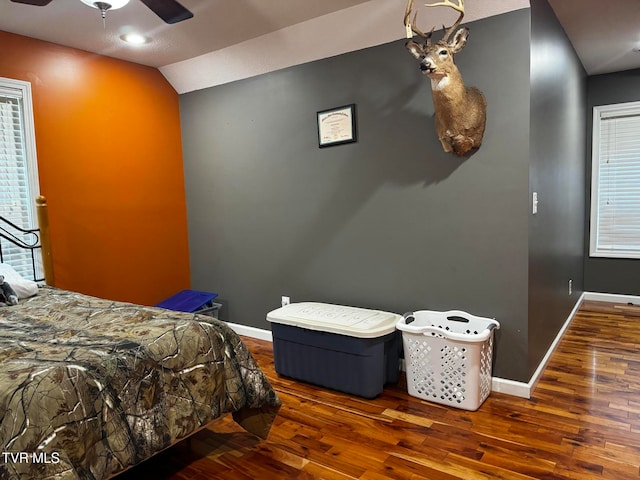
(10, 0), (53, 5)
(139, 0), (193, 24)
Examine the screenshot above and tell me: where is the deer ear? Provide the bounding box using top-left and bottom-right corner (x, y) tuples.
(405, 40), (423, 59)
(450, 27), (469, 53)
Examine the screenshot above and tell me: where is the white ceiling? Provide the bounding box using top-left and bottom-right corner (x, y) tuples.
(0, 0), (374, 67)
(0, 0), (639, 90)
(547, 0), (640, 76)
(0, 0), (527, 67)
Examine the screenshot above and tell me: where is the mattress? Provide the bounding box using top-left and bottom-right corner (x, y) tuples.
(0, 287), (280, 479)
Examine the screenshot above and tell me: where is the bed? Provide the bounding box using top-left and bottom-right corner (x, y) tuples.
(0, 197), (281, 480)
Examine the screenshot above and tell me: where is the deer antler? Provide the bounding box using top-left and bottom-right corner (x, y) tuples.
(404, 0), (433, 45)
(425, 0), (465, 43)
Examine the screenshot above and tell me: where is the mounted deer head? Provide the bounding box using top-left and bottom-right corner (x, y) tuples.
(404, 0), (486, 156)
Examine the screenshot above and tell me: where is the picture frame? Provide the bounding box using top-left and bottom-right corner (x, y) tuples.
(317, 104), (357, 148)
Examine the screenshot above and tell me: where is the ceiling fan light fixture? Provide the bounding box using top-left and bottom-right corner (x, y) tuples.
(80, 0), (130, 11)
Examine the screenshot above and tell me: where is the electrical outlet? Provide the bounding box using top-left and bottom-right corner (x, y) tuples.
(532, 192), (538, 215)
(568, 279), (573, 296)
(281, 296), (290, 307)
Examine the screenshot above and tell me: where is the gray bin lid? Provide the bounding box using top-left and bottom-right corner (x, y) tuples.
(267, 302), (400, 338)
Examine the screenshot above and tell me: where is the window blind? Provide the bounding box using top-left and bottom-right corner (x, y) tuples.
(0, 80), (41, 279)
(591, 102), (640, 258)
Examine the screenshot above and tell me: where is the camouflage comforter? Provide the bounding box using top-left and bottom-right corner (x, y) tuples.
(0, 287), (280, 479)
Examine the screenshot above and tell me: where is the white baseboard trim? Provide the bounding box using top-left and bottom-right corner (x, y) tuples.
(227, 321), (273, 342)
(583, 291), (640, 304)
(491, 292), (585, 399)
(490, 377), (532, 398)
(226, 292), (596, 400)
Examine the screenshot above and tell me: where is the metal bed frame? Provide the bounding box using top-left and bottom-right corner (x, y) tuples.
(0, 215), (42, 282)
(0, 196), (53, 284)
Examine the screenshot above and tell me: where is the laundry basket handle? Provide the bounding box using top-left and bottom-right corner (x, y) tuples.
(402, 312), (415, 325)
(446, 315), (470, 323)
(397, 310), (499, 343)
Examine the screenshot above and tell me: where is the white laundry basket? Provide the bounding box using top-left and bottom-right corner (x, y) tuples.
(396, 310), (499, 411)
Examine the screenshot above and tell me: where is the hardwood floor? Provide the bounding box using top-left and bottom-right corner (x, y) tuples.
(119, 300), (640, 479)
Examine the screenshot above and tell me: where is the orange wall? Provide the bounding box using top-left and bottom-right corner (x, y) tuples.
(0, 30), (190, 305)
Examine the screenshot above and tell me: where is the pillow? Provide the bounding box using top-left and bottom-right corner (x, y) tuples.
(0, 263), (39, 299)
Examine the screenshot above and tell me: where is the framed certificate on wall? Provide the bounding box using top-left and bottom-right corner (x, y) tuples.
(317, 104), (357, 148)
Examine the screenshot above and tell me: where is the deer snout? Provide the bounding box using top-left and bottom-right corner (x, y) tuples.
(419, 59), (435, 74)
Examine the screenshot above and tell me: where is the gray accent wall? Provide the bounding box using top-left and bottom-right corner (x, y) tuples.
(180, 6), (585, 383)
(585, 69), (640, 295)
(528, 0), (586, 378)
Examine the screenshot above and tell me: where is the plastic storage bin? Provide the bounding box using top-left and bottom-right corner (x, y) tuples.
(155, 290), (222, 318)
(396, 310), (499, 410)
(267, 302), (402, 398)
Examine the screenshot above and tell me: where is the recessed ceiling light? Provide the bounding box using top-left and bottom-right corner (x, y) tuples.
(120, 33), (149, 45)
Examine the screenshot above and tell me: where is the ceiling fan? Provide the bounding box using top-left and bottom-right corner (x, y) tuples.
(9, 0), (194, 24)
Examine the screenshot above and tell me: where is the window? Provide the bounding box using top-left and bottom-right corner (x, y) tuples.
(0, 77), (42, 279)
(590, 101), (640, 258)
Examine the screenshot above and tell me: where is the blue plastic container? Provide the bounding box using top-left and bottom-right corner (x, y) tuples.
(155, 289), (218, 313)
